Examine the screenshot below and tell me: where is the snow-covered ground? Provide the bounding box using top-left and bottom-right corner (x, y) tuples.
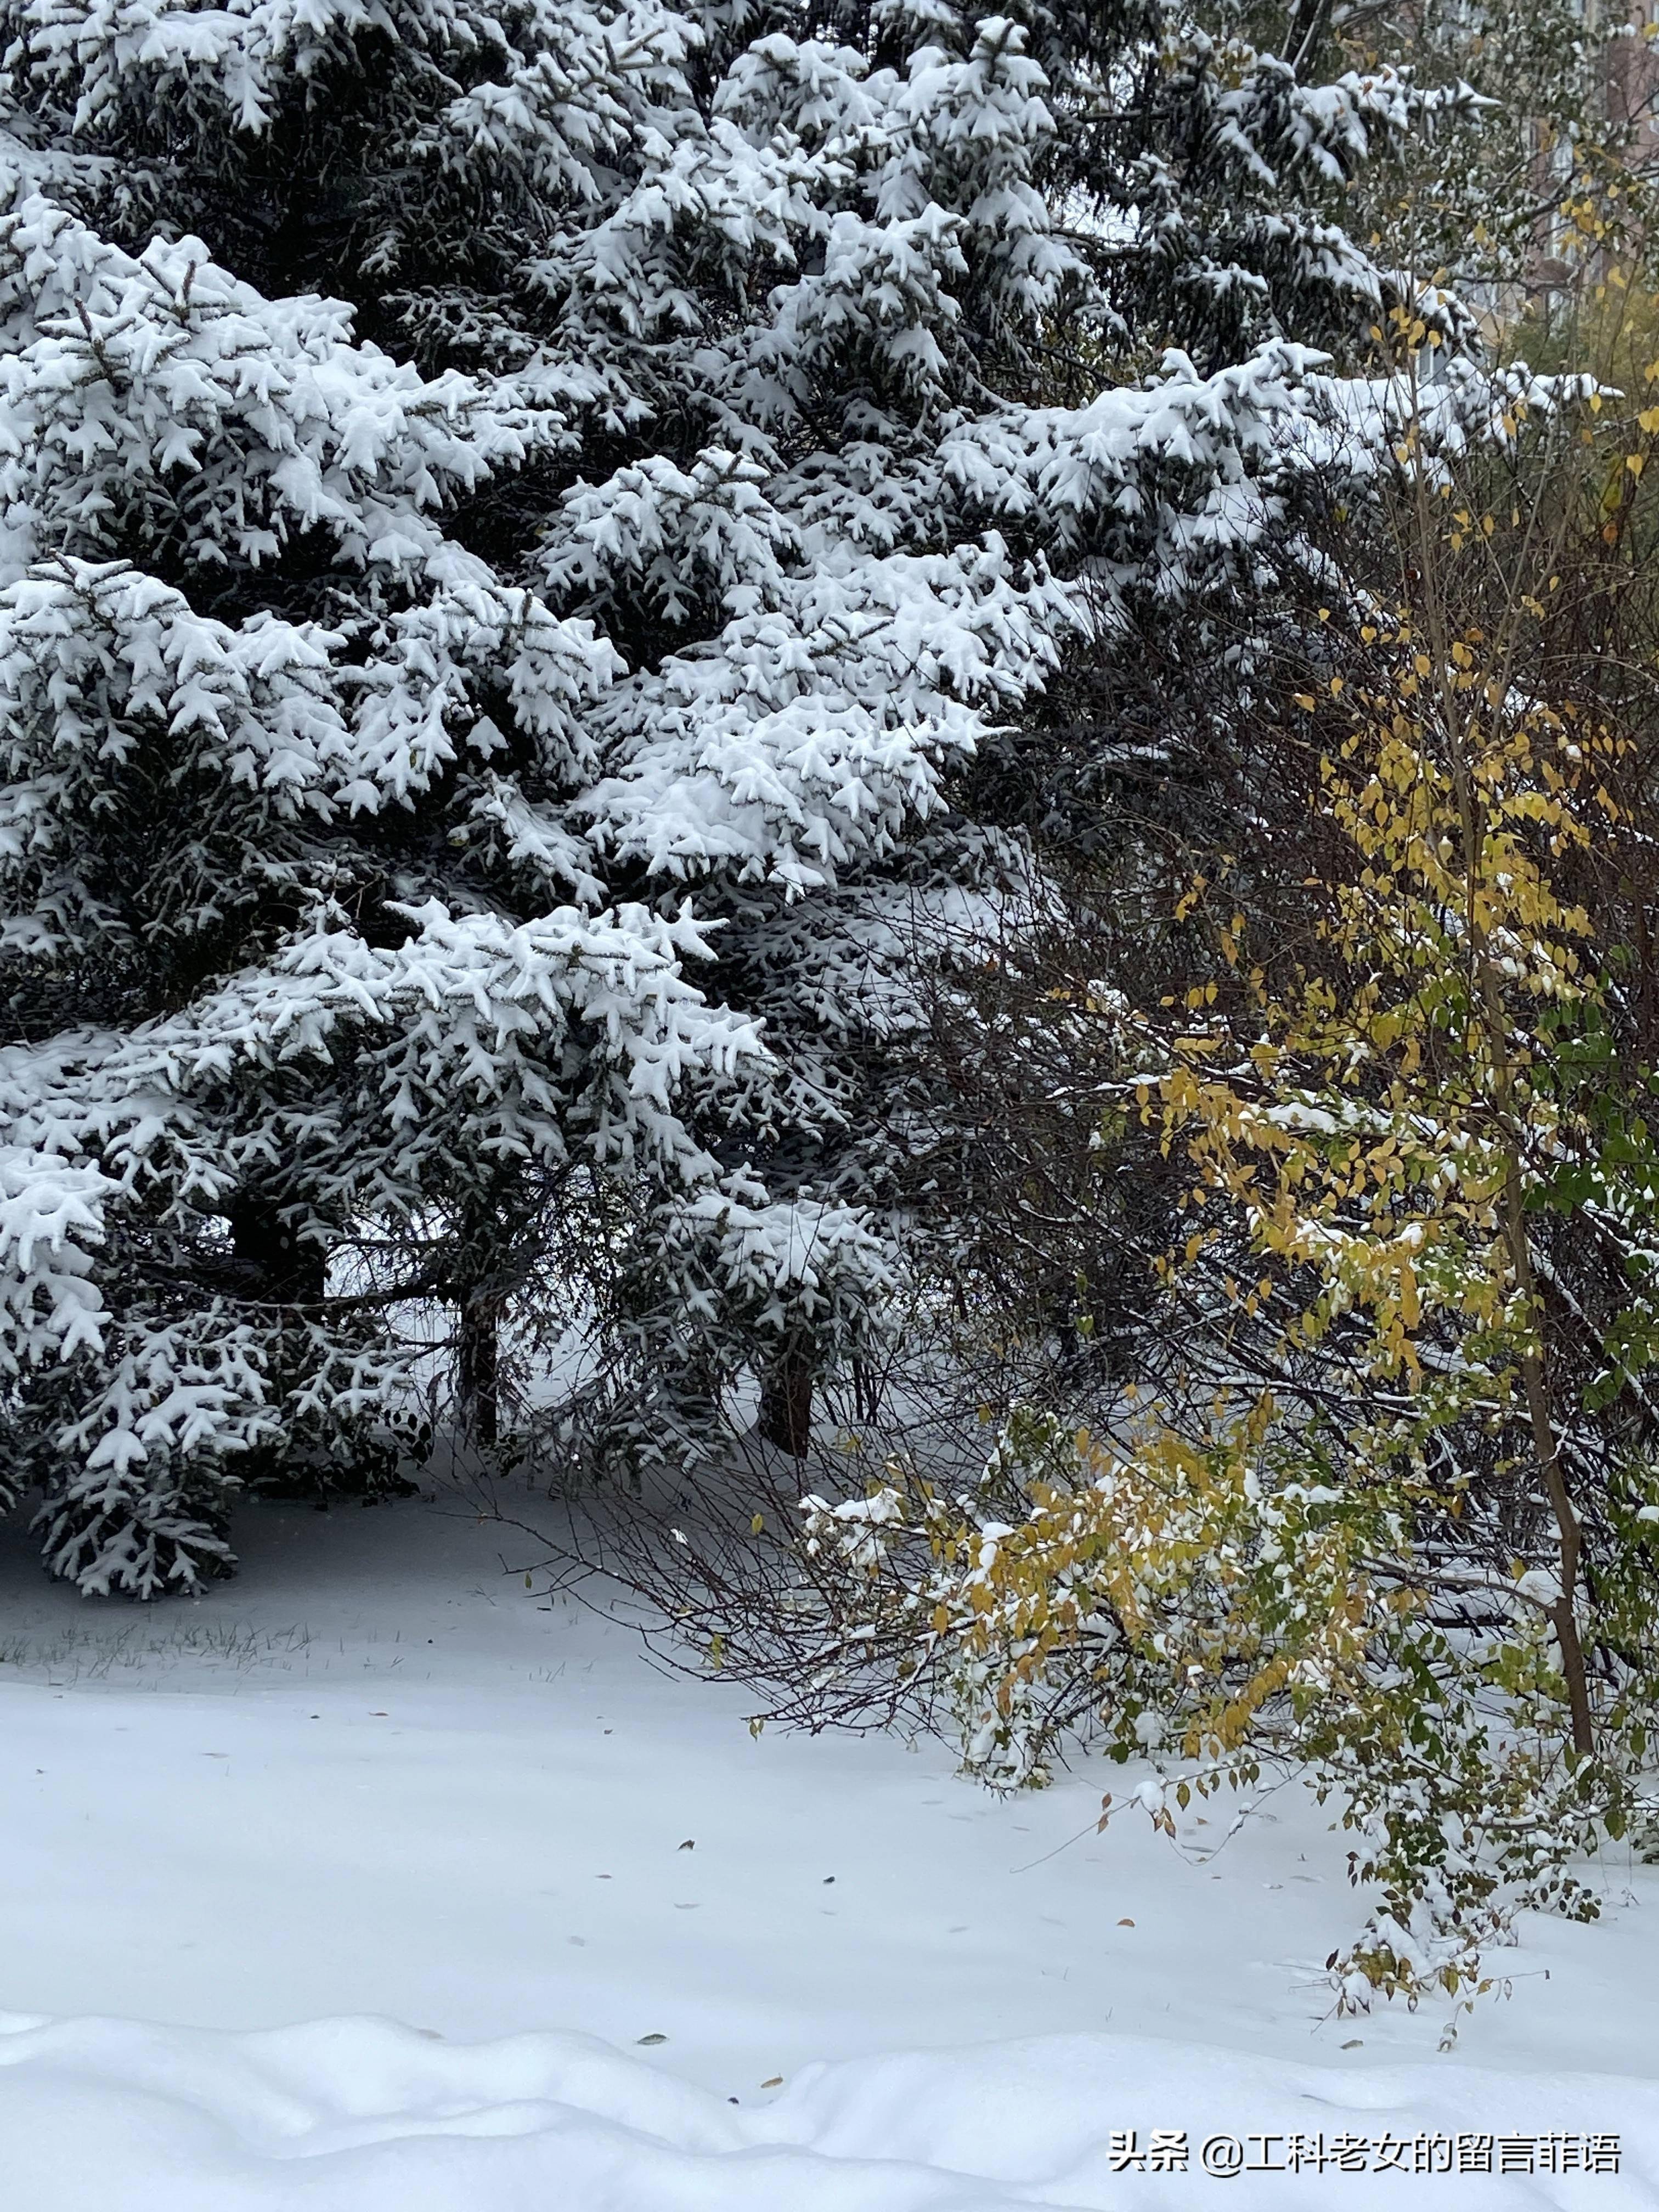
(3, 1492), (1658, 2207)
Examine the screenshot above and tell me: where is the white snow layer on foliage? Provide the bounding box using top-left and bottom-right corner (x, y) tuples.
(0, 205), (558, 584)
(3, 2011), (1655, 2210)
(0, 1143), (111, 1367)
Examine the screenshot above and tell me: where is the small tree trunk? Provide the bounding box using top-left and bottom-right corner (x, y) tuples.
(1500, 1155), (1594, 1757)
(759, 1342), (814, 1457)
(458, 1290), (502, 1449)
(851, 1357), (879, 1424)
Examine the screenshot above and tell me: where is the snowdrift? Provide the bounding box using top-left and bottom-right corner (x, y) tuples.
(2, 2011), (1654, 2210)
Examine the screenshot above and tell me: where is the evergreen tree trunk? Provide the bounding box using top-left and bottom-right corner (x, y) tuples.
(759, 1342), (814, 1458)
(458, 1289), (503, 1450)
(227, 1194), (325, 1501)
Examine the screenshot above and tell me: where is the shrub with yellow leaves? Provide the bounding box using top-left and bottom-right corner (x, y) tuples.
(799, 620), (1659, 2035)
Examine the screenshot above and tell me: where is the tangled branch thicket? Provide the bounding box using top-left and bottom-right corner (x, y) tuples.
(584, 320), (1659, 2034)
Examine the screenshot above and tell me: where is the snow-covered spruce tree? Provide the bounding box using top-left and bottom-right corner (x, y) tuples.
(0, 0), (1447, 1589)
